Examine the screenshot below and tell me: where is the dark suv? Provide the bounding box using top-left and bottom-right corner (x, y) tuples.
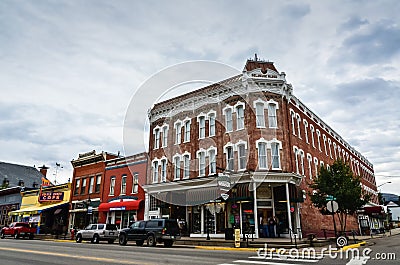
(118, 219), (180, 247)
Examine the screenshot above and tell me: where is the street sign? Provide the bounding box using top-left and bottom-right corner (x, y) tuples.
(326, 201), (339, 213)
(325, 195), (336, 201)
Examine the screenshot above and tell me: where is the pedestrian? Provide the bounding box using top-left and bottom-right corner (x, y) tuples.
(262, 215), (269, 237)
(268, 217), (276, 238)
(273, 216), (280, 237)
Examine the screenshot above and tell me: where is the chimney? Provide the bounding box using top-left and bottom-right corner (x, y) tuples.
(39, 165), (49, 177)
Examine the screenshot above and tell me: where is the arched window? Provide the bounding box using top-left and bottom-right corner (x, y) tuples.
(267, 100), (278, 128)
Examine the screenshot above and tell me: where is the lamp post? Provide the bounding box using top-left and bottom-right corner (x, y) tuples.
(377, 181), (391, 188)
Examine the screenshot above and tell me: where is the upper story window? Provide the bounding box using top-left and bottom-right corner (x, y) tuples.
(175, 121), (182, 144)
(290, 109), (296, 135)
(81, 178), (87, 195)
(152, 161), (159, 183)
(255, 102), (265, 128)
(173, 155), (181, 180)
(257, 142), (267, 169)
(198, 115), (206, 139)
(225, 145), (234, 171)
(209, 112), (216, 136)
(224, 106), (233, 132)
(236, 104), (245, 130)
(154, 128), (160, 149)
(162, 125), (168, 147)
(267, 101), (278, 128)
(74, 179), (80, 195)
(89, 176), (95, 194)
(316, 129), (322, 151)
(183, 154), (190, 179)
(95, 174), (101, 193)
(237, 143), (247, 170)
(208, 148), (216, 174)
(271, 141), (282, 170)
(197, 150), (206, 177)
(132, 173), (139, 194)
(121, 175), (127, 194)
(110, 176), (115, 196)
(309, 124), (315, 148)
(161, 159), (167, 182)
(184, 119), (191, 142)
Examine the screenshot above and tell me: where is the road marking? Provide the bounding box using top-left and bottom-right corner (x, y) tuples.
(248, 256), (319, 263)
(0, 246), (152, 265)
(233, 260), (302, 265)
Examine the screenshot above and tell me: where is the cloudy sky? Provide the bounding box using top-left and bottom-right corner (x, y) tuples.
(1, 0), (399, 194)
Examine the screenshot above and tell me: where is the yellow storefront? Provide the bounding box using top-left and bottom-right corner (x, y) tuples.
(9, 183), (71, 235)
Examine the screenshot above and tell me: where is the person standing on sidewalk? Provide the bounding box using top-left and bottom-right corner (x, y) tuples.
(268, 217), (276, 238)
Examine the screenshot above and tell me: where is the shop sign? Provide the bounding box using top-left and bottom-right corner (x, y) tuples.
(29, 215), (40, 223)
(217, 174), (231, 193)
(88, 206), (93, 214)
(39, 192), (64, 202)
(110, 206), (126, 211)
(234, 229), (241, 248)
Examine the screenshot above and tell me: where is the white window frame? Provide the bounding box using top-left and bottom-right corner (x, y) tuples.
(197, 149), (206, 177)
(290, 109), (296, 135)
(303, 119), (309, 144)
(152, 160), (159, 183)
(174, 120), (182, 145)
(224, 143), (235, 171)
(223, 106), (233, 132)
(121, 175), (127, 195)
(256, 138), (268, 169)
(316, 129), (322, 152)
(110, 176), (116, 195)
(268, 139), (282, 170)
(235, 102), (245, 131)
(161, 158), (167, 182)
(89, 176), (95, 194)
(309, 124), (315, 148)
(197, 114), (206, 139)
(183, 153), (191, 179)
(323, 134), (328, 156)
(153, 126), (160, 149)
(183, 118), (191, 143)
(307, 153), (313, 179)
(235, 141), (248, 171)
(296, 113), (302, 139)
(207, 147), (217, 175)
(132, 173), (139, 194)
(162, 125), (169, 148)
(208, 111), (216, 137)
(173, 154), (181, 180)
(267, 100), (279, 128)
(254, 99), (265, 128)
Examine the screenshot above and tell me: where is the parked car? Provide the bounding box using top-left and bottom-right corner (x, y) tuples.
(75, 223), (118, 244)
(0, 222), (36, 239)
(118, 219), (180, 247)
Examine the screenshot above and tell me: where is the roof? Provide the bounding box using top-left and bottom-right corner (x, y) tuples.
(0, 161), (44, 188)
(244, 59), (278, 73)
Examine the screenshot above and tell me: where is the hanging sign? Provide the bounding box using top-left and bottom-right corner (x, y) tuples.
(39, 192), (64, 202)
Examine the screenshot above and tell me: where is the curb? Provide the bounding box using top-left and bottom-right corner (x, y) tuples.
(341, 241), (366, 251)
(195, 246), (258, 252)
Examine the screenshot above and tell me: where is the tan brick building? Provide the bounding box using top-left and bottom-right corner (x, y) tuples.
(144, 57), (377, 238)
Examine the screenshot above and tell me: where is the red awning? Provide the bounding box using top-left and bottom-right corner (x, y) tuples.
(98, 200), (143, 212)
(363, 206), (383, 214)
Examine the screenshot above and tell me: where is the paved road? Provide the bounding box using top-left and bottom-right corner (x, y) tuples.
(0, 238), (252, 265)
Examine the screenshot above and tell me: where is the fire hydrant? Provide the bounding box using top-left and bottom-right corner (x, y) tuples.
(70, 228), (76, 240)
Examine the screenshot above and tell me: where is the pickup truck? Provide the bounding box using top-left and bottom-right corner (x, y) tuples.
(0, 222), (36, 239)
(118, 219), (180, 247)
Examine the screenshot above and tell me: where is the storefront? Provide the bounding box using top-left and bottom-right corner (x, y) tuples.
(358, 204), (387, 235)
(9, 183), (71, 235)
(144, 172), (302, 239)
(98, 196), (143, 229)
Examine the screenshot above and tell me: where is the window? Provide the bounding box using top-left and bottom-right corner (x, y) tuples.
(110, 177), (115, 195)
(183, 154), (190, 179)
(256, 102), (265, 127)
(316, 129), (321, 151)
(184, 120), (191, 142)
(74, 179), (80, 195)
(226, 146), (234, 171)
(209, 149), (216, 174)
(162, 126), (168, 147)
(175, 122), (182, 144)
(89, 176), (95, 194)
(209, 113), (216, 136)
(81, 178), (87, 195)
(198, 151), (206, 176)
(161, 159), (167, 182)
(271, 142), (281, 169)
(121, 175), (127, 194)
(258, 143), (267, 169)
(132, 173), (139, 194)
(310, 124), (315, 148)
(152, 161), (159, 183)
(154, 128), (160, 149)
(238, 144), (247, 170)
(236, 105), (244, 130)
(198, 116), (206, 138)
(268, 103), (277, 128)
(173, 156), (181, 180)
(225, 108), (233, 132)
(95, 175), (101, 193)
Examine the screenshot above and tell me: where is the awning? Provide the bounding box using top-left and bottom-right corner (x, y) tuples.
(363, 206), (384, 214)
(9, 202), (69, 216)
(98, 200), (143, 212)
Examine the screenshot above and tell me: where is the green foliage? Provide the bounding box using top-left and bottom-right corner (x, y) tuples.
(309, 159), (370, 232)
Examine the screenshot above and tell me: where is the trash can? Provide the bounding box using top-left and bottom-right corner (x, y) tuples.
(225, 228), (234, 240)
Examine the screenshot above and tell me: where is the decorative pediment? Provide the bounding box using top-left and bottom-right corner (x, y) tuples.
(244, 68), (286, 82)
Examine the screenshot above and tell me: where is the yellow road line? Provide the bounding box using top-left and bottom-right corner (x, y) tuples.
(0, 246), (152, 265)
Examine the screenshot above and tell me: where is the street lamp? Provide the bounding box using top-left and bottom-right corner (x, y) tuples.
(377, 181), (391, 188)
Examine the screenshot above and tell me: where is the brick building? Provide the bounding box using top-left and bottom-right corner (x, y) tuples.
(144, 57), (377, 238)
(98, 153), (147, 229)
(69, 150), (118, 229)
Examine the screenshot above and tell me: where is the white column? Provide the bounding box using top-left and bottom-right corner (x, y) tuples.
(239, 202), (243, 237)
(253, 181), (259, 238)
(296, 203), (302, 239)
(144, 193), (149, 220)
(286, 183), (293, 237)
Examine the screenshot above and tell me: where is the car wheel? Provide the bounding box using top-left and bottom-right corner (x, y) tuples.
(76, 234), (82, 243)
(14, 232), (19, 239)
(92, 234), (99, 244)
(147, 235), (156, 247)
(164, 240), (173, 247)
(0, 232), (5, 239)
(108, 239), (115, 244)
(119, 234), (127, 246)
(136, 240), (144, 246)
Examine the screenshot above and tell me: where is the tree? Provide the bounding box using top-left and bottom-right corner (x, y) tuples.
(309, 159), (370, 233)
